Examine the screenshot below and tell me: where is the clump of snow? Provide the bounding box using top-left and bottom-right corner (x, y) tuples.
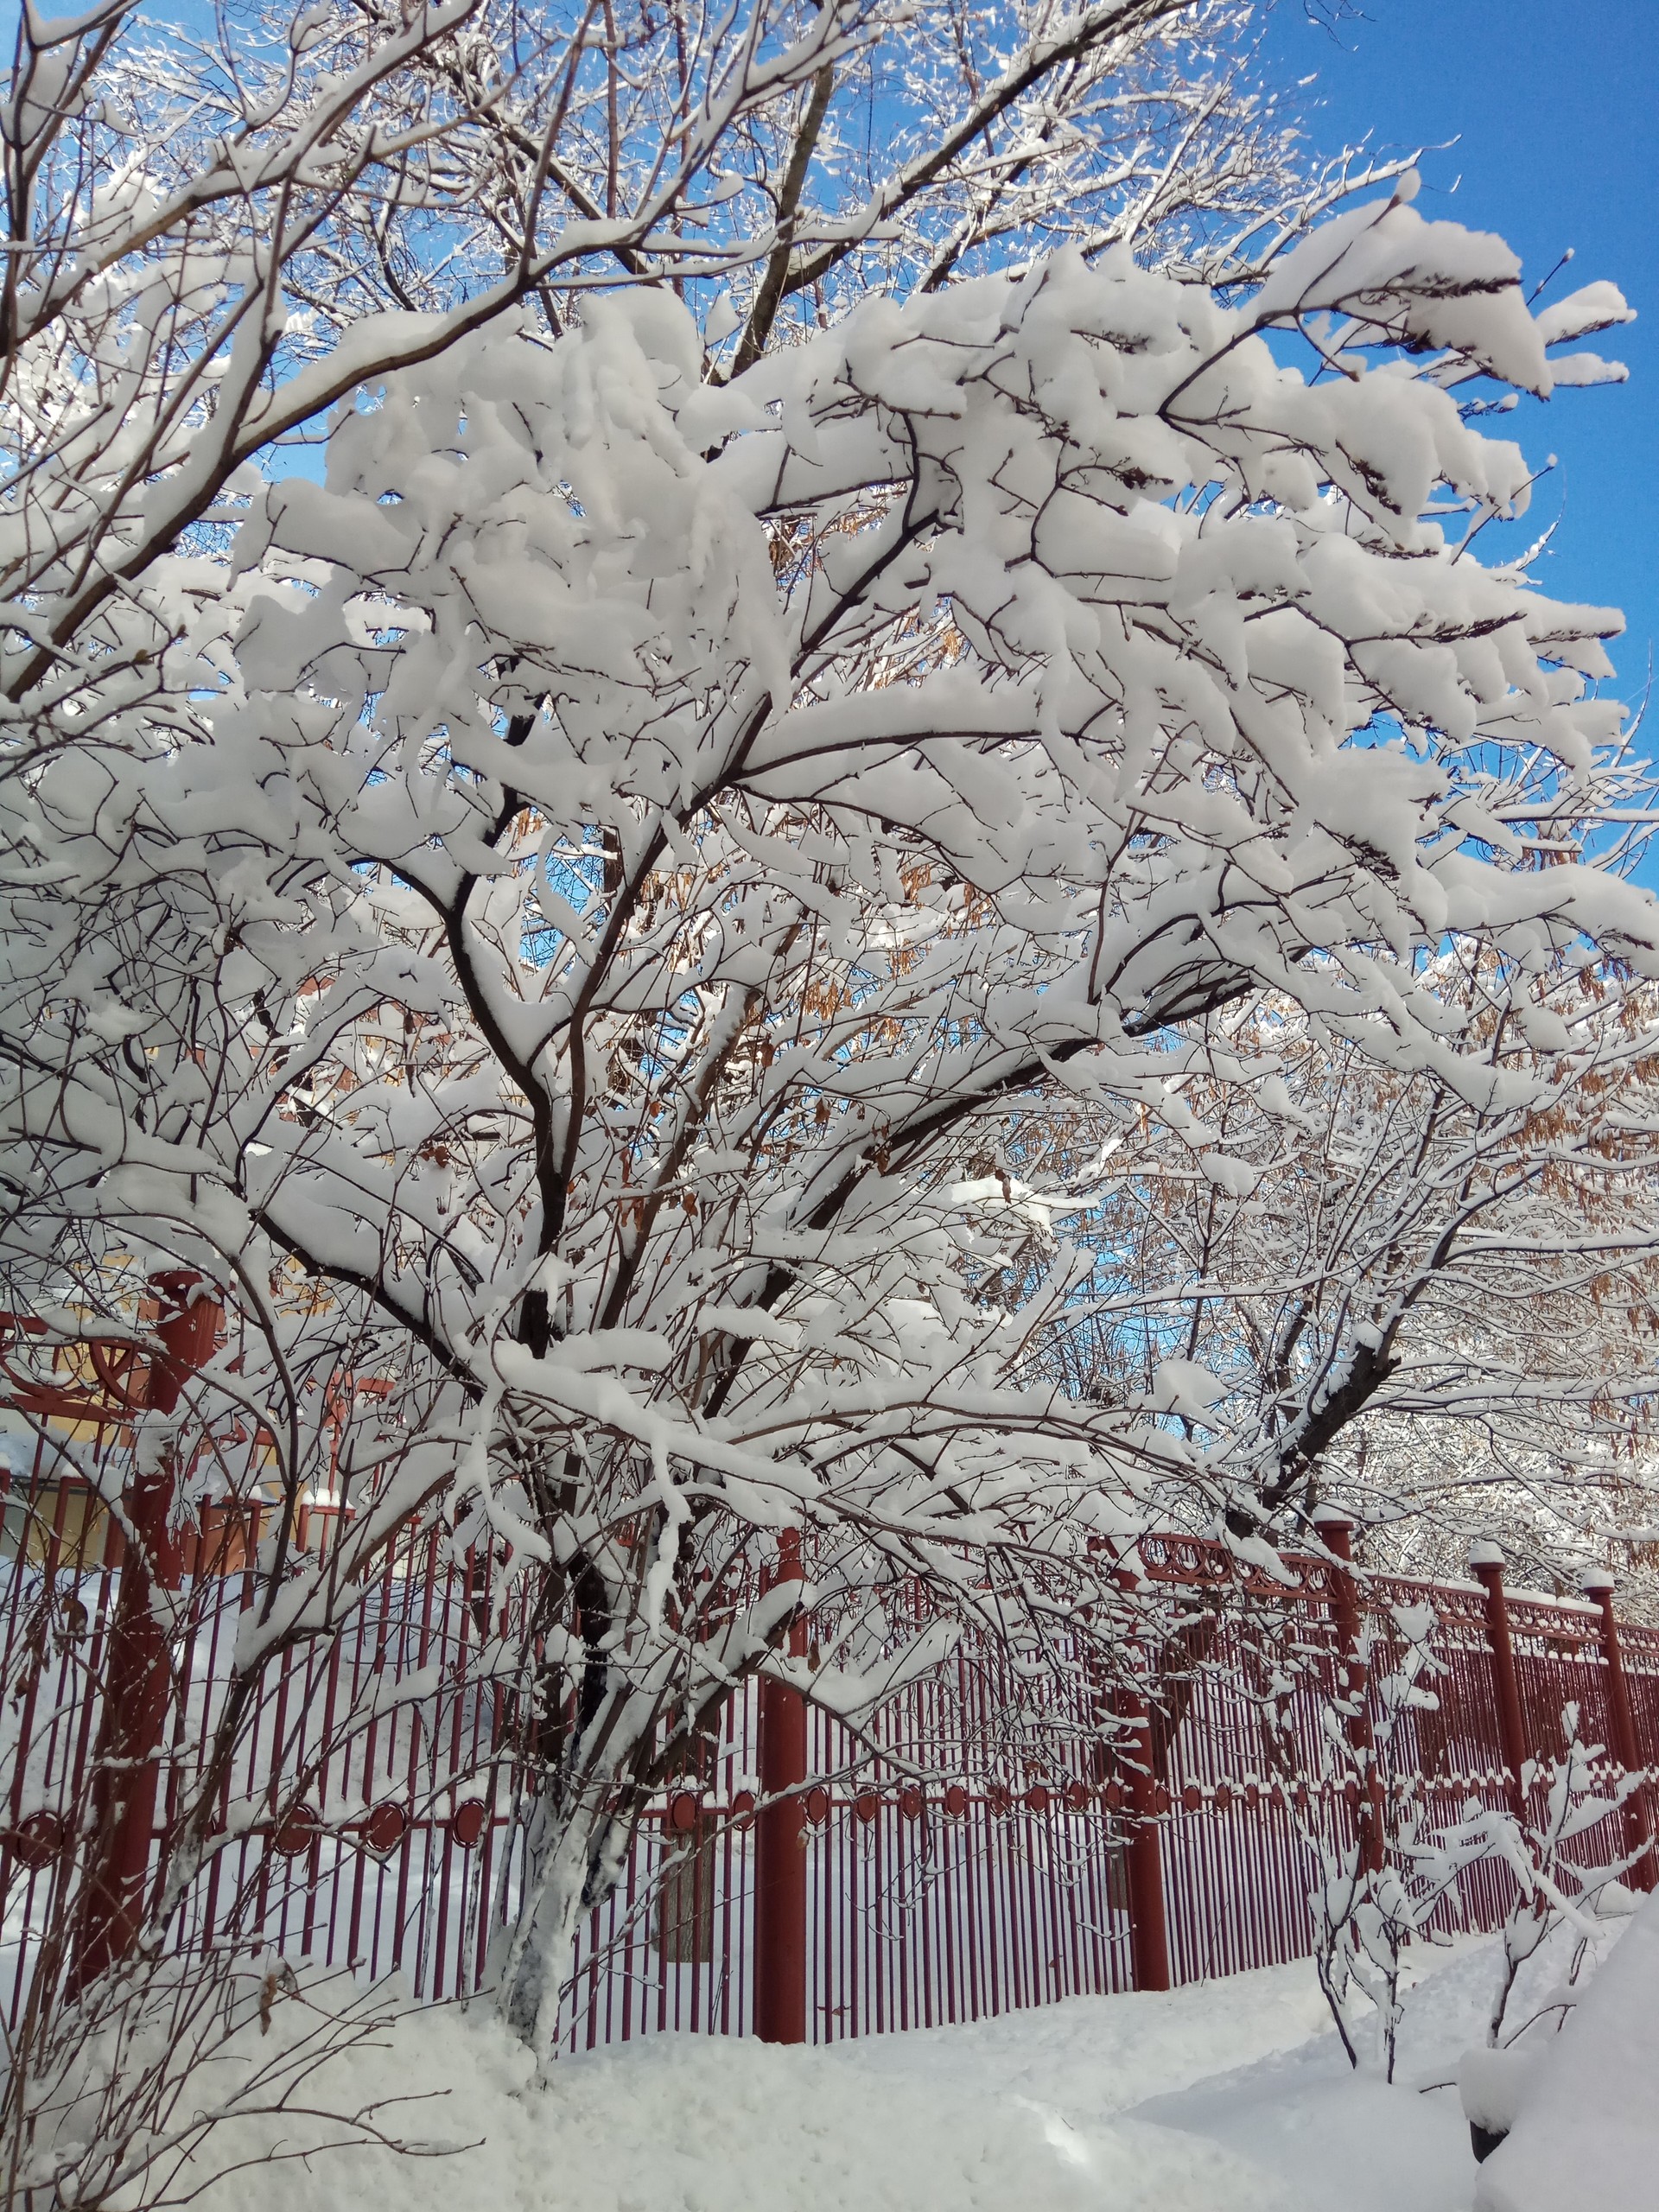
(1147, 1357), (1227, 1421)
(1198, 1152), (1260, 1198)
(1458, 2043), (1545, 2137)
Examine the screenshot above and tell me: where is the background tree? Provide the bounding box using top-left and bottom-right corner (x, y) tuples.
(1042, 957), (1659, 1591)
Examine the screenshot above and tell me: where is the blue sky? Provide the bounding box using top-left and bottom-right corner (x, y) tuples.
(1268, 0), (1658, 720)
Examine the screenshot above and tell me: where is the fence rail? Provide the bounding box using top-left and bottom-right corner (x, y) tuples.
(2, 1428), (1656, 2051)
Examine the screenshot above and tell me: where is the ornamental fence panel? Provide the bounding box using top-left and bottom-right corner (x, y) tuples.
(0, 1426), (1655, 2052)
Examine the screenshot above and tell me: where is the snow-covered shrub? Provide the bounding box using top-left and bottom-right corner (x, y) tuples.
(5, 1955), (419, 2212)
(1485, 1703), (1649, 2049)
(9, 188), (1656, 2067)
(1262, 1597), (1494, 2076)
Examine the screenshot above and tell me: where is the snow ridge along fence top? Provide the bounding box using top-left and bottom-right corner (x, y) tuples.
(1, 1428), (1655, 2051)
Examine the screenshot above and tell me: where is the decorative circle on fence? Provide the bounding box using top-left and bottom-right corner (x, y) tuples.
(1064, 1780), (1090, 1814)
(1153, 1783), (1171, 1815)
(899, 1785), (924, 1821)
(273, 1802), (320, 1858)
(1102, 1780), (1122, 1811)
(986, 1783), (1012, 1816)
(363, 1802), (408, 1855)
(943, 1783), (968, 1818)
(450, 1798), (489, 1849)
(804, 1785), (830, 1825)
(668, 1790), (700, 1833)
(1213, 1783), (1233, 1813)
(10, 1809), (62, 1869)
(1244, 1783), (1261, 1812)
(854, 1790), (879, 1824)
(1181, 1783), (1203, 1814)
(731, 1790), (757, 1824)
(1025, 1783), (1051, 1815)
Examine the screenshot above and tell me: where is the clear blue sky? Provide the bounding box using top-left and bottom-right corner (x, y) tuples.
(1267, 0), (1658, 717)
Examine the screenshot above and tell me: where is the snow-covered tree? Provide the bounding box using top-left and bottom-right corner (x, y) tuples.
(5, 140), (1656, 2063)
(9, 2), (1470, 2131)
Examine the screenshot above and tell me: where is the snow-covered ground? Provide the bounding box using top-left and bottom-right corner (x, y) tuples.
(164, 1929), (1625, 2212)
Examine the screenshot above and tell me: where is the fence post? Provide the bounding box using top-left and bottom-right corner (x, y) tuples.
(70, 1274), (219, 1996)
(1581, 1567), (1656, 1892)
(1316, 1509), (1383, 1874)
(1471, 1541), (1529, 1822)
(1115, 1567), (1170, 1992)
(754, 1527), (807, 2043)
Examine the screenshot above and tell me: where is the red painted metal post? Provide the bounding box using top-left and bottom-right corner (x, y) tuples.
(1582, 1567), (1656, 1891)
(1115, 1567), (1171, 1992)
(754, 1528), (807, 2044)
(70, 1275), (219, 1995)
(1317, 1510), (1384, 1874)
(1122, 1685), (1172, 1992)
(1471, 1544), (1529, 1822)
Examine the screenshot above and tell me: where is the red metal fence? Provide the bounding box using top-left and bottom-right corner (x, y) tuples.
(2, 1426), (1656, 2052)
